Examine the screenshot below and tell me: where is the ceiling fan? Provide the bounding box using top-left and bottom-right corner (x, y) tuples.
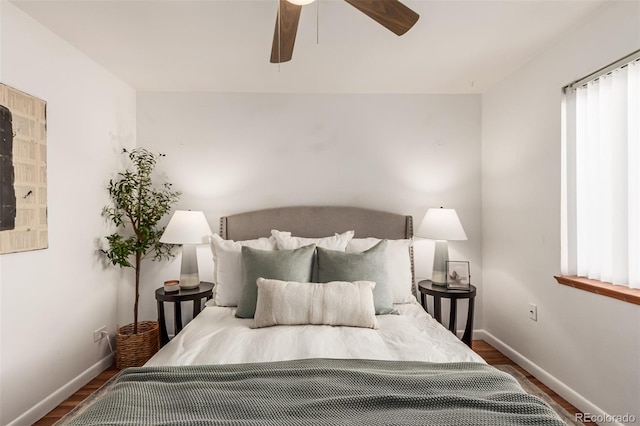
(270, 0), (420, 63)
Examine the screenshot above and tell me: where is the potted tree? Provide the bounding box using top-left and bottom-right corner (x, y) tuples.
(102, 148), (181, 368)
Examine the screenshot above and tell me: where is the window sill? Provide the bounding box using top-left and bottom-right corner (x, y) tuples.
(554, 276), (640, 306)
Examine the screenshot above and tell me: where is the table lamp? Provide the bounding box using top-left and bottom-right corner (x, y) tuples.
(160, 210), (212, 289)
(417, 207), (467, 286)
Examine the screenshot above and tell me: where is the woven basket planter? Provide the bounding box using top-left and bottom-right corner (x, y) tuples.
(116, 321), (160, 369)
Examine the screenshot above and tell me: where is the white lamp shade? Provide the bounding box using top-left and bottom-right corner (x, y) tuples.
(287, 0), (315, 4)
(417, 208), (467, 241)
(160, 210), (212, 245)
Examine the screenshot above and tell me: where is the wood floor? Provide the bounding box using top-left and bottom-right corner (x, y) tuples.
(35, 340), (594, 425)
(472, 340), (595, 425)
(34, 364), (120, 426)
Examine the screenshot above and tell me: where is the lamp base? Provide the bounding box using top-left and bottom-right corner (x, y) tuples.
(431, 240), (449, 286)
(179, 274), (200, 290)
(431, 274), (448, 287)
(179, 244), (200, 289)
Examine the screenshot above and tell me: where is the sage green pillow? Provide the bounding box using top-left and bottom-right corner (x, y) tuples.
(317, 240), (397, 315)
(235, 244), (315, 318)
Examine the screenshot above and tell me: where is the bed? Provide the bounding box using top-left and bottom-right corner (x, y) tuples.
(61, 206), (566, 425)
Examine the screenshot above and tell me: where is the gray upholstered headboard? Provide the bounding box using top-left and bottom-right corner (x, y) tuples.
(220, 206), (416, 298)
(220, 206), (413, 241)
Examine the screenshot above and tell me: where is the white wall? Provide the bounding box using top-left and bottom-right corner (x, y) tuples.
(482, 1), (640, 423)
(137, 92), (483, 330)
(0, 3), (136, 425)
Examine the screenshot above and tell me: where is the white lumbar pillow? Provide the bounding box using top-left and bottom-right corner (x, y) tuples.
(253, 278), (378, 329)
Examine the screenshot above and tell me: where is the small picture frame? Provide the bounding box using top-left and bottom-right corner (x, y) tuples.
(446, 261), (470, 290)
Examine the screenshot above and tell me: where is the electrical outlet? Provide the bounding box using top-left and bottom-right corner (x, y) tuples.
(528, 303), (537, 321)
(93, 326), (107, 342)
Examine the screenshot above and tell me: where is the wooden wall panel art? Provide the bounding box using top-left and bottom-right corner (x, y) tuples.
(0, 83), (48, 254)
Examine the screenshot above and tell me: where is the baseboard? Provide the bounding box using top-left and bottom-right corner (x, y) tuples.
(7, 353), (114, 426)
(477, 329), (624, 426)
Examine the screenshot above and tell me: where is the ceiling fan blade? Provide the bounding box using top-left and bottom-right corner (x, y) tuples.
(343, 0), (419, 36)
(270, 0), (302, 63)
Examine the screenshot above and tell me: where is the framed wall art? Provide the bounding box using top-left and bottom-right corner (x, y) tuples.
(0, 83), (47, 254)
(446, 260), (470, 290)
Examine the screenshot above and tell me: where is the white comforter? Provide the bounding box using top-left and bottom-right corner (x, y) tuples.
(146, 301), (484, 366)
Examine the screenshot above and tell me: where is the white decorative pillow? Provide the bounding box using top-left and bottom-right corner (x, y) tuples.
(253, 278), (378, 329)
(271, 229), (355, 251)
(210, 234), (277, 306)
(271, 230), (355, 281)
(346, 238), (414, 303)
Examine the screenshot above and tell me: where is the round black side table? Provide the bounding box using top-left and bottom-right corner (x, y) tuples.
(418, 280), (476, 347)
(155, 282), (214, 346)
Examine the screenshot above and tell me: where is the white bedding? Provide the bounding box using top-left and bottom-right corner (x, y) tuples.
(146, 301), (484, 367)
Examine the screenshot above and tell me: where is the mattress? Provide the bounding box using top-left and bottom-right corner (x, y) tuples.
(146, 301), (484, 367)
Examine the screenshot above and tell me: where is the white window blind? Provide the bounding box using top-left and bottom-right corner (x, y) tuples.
(562, 52), (640, 289)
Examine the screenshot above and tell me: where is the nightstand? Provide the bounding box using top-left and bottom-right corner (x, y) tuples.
(155, 282), (214, 346)
(418, 280), (476, 347)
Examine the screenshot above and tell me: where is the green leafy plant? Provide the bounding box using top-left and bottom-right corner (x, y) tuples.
(102, 148), (181, 334)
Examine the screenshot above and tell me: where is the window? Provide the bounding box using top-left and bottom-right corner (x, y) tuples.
(561, 51), (640, 290)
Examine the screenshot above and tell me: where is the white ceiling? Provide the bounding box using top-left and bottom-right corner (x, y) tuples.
(11, 0), (608, 93)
